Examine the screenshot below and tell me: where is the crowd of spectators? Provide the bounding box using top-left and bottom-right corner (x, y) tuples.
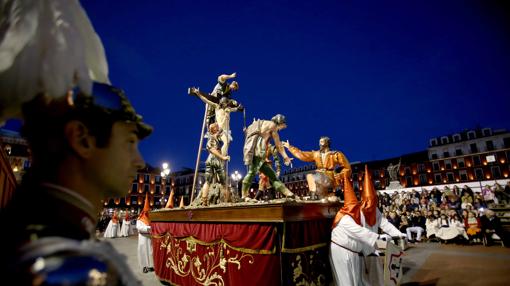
(379, 181), (510, 246)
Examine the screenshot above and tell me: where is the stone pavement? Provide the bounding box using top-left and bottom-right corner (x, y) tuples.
(106, 235), (510, 285)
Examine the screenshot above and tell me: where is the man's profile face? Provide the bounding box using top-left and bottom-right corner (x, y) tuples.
(88, 121), (145, 197)
(276, 123), (287, 131)
(319, 138), (329, 150)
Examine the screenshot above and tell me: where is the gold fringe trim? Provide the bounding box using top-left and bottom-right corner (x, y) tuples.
(281, 242), (328, 253)
(153, 232), (277, 255)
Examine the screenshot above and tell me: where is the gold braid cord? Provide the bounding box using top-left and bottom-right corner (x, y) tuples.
(158, 233), (261, 285)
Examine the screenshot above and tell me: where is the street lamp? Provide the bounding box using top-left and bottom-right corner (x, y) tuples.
(161, 162), (170, 177)
(161, 162), (173, 208)
(231, 171), (243, 198)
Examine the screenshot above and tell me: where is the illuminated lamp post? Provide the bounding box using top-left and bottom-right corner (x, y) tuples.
(231, 171), (243, 198)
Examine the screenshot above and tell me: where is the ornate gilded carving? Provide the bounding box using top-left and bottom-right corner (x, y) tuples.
(290, 251), (327, 286)
(159, 234), (255, 285)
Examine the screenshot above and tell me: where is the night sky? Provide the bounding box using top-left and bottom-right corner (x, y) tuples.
(7, 0), (510, 175)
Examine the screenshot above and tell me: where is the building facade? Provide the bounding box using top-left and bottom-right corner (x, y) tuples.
(280, 127), (510, 194)
(103, 166), (205, 210)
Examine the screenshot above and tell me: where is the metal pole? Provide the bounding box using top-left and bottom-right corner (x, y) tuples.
(225, 118), (230, 191)
(190, 104), (208, 205)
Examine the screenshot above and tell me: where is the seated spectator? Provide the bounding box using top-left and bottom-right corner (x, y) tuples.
(482, 185), (497, 206)
(438, 213), (449, 228)
(461, 185), (474, 201)
(433, 187), (443, 205)
(436, 213), (467, 242)
(464, 211), (482, 243)
(448, 195), (461, 212)
(461, 192), (474, 209)
(473, 198), (487, 210)
(494, 183), (509, 205)
(452, 186), (461, 197)
(420, 196), (429, 211)
(425, 211), (439, 240)
(437, 214), (469, 241)
(480, 209), (508, 247)
(399, 214), (409, 233)
(387, 211), (401, 229)
(407, 210), (426, 242)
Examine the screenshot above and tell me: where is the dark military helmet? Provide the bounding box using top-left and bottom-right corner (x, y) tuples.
(71, 82), (153, 139)
(271, 114), (286, 125)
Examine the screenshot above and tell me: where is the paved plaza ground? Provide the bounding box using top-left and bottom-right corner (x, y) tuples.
(106, 235), (510, 285)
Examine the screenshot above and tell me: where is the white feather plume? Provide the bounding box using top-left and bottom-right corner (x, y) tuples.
(0, 0), (109, 121)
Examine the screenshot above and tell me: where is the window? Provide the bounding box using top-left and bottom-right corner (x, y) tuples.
(144, 184), (149, 192)
(419, 174), (427, 185)
(482, 128), (492, 137)
(486, 140), (494, 151)
(457, 158), (465, 168)
(405, 176), (412, 187)
(455, 149), (463, 156)
(405, 167), (411, 175)
(446, 172), (454, 182)
(504, 137), (510, 148)
(155, 175), (161, 184)
(467, 131), (476, 140)
(433, 162), (440, 171)
(475, 168), (484, 180)
(144, 174), (150, 182)
(131, 183), (138, 193)
(444, 160), (452, 170)
(131, 196), (137, 204)
(373, 170), (380, 178)
(473, 155), (481, 166)
(441, 136), (449, 144)
(430, 138), (438, 146)
(155, 185), (161, 193)
(166, 176), (172, 184)
(434, 174), (442, 183)
(418, 164), (425, 173)
(492, 166), (501, 179)
(470, 143), (478, 153)
(165, 186), (171, 194)
(431, 153), (438, 160)
(443, 151), (450, 158)
(453, 134), (461, 142)
(459, 170), (468, 181)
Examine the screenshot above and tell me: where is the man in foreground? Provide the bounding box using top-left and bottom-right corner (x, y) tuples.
(0, 83), (151, 285)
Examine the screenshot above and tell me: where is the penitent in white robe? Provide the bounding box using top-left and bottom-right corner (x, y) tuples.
(120, 218), (132, 237)
(361, 210), (406, 286)
(136, 220), (153, 270)
(103, 219), (121, 238)
(330, 215), (379, 286)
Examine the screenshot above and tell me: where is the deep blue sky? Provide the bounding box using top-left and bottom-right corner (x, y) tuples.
(10, 0), (510, 174)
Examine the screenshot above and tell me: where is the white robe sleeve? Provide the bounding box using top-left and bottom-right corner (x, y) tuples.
(136, 220), (151, 234)
(332, 215), (379, 256)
